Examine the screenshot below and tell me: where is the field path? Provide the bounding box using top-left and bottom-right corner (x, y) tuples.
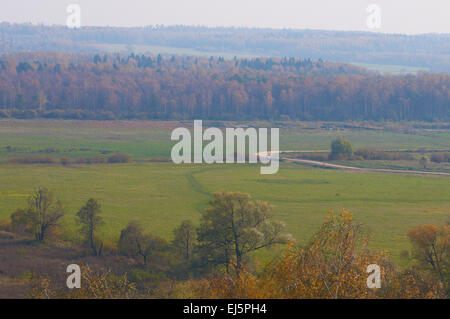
(257, 151), (450, 176)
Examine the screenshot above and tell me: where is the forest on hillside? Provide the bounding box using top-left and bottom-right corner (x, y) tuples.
(0, 53), (448, 121)
(1, 23), (449, 72)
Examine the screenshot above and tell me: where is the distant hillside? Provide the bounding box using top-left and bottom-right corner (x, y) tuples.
(1, 23), (449, 72)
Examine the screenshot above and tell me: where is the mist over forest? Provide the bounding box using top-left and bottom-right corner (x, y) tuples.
(1, 23), (449, 72)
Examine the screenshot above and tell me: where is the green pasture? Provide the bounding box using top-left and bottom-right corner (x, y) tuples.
(0, 120), (449, 266)
(1, 120), (449, 163)
(0, 162), (448, 265)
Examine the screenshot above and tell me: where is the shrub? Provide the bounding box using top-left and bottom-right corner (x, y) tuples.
(37, 148), (59, 153)
(329, 137), (353, 160)
(102, 241), (118, 255)
(107, 153), (132, 164)
(74, 156), (107, 165)
(354, 148), (414, 161)
(60, 157), (71, 166)
(419, 155), (429, 169)
(0, 220), (11, 232)
(29, 265), (137, 299)
(430, 152), (450, 163)
(0, 230), (15, 240)
(8, 156), (56, 164)
(127, 269), (167, 286)
(0, 110), (10, 118)
(10, 208), (30, 234)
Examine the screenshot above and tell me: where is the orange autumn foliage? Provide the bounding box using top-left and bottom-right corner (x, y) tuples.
(192, 210), (446, 299)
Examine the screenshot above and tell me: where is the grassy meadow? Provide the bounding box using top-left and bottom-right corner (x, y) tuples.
(1, 120), (449, 161)
(0, 120), (449, 265)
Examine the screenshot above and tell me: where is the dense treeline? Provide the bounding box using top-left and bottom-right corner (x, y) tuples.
(1, 23), (449, 71)
(0, 53), (448, 121)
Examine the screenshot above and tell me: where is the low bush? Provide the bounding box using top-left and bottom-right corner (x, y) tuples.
(37, 148), (59, 153)
(8, 156), (56, 164)
(73, 156), (107, 165)
(430, 152), (450, 163)
(0, 220), (11, 232)
(60, 157), (70, 166)
(354, 148), (413, 161)
(107, 153), (132, 164)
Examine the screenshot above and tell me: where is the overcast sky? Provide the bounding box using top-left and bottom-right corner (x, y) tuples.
(0, 0), (449, 34)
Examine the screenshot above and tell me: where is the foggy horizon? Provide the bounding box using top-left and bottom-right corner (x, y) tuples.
(0, 0), (449, 35)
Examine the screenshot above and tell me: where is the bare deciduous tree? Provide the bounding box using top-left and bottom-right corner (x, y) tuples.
(77, 198), (104, 256)
(24, 187), (64, 242)
(172, 220), (196, 261)
(118, 222), (168, 266)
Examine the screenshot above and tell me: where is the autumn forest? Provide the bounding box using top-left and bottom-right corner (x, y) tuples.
(0, 52), (448, 122)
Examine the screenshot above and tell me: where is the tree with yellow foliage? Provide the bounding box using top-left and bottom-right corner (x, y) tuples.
(193, 210), (394, 299)
(407, 224), (449, 289)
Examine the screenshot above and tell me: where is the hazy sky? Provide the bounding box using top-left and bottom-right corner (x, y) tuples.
(0, 0), (449, 34)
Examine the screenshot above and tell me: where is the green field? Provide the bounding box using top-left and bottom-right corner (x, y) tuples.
(351, 62), (429, 75)
(1, 120), (449, 162)
(0, 162), (449, 265)
(0, 120), (449, 265)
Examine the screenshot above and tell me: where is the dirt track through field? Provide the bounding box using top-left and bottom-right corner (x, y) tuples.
(257, 151), (450, 176)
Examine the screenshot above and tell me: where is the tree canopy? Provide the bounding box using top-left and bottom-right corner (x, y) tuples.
(0, 53), (448, 122)
(197, 192), (287, 272)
